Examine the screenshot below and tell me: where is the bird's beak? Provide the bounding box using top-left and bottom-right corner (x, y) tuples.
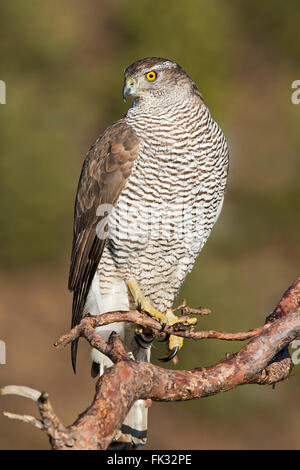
(122, 77), (136, 102)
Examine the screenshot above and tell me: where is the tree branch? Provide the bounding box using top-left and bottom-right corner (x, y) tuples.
(2, 277), (299, 450)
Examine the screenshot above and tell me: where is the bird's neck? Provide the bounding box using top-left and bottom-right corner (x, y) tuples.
(126, 94), (204, 121)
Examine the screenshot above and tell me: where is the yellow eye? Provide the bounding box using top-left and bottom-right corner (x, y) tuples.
(146, 71), (157, 81)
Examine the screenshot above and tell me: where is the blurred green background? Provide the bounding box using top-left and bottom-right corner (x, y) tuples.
(0, 0), (299, 449)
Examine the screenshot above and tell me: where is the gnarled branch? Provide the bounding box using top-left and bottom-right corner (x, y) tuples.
(2, 277), (299, 450)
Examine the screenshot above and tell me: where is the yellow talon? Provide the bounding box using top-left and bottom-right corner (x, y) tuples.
(169, 334), (183, 351)
(128, 278), (166, 321)
(128, 278), (196, 362)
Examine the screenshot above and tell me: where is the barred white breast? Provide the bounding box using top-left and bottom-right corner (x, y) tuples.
(69, 57), (229, 449)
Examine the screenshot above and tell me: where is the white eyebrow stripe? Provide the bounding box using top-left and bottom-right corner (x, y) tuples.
(149, 61), (178, 71)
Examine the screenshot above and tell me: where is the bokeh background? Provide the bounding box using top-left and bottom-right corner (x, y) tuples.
(0, 0), (299, 449)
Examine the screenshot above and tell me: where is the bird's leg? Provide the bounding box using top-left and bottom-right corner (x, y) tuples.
(127, 278), (197, 362)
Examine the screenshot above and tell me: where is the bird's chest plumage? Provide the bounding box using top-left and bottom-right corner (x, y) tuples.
(98, 101), (228, 310)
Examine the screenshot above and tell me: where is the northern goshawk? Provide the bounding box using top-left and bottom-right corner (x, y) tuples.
(68, 57), (229, 448)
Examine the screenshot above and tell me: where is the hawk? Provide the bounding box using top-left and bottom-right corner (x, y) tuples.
(68, 57), (229, 448)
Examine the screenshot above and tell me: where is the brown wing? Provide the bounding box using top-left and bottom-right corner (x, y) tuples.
(68, 119), (140, 372)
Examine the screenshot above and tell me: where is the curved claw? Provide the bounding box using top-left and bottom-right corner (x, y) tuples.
(135, 333), (153, 349)
(159, 332), (170, 343)
(158, 346), (179, 362)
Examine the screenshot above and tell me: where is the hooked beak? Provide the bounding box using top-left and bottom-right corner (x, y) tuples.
(122, 77), (137, 102)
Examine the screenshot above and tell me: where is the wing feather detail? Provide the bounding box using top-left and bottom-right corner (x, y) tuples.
(68, 119), (140, 371)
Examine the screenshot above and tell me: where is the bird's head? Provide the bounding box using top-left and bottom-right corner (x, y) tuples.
(122, 57), (201, 106)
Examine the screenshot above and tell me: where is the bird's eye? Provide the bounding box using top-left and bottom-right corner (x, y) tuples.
(145, 71), (157, 81)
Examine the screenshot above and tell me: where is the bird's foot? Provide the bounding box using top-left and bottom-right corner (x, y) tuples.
(127, 278), (197, 362)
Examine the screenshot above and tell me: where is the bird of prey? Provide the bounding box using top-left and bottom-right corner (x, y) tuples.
(68, 57), (229, 449)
